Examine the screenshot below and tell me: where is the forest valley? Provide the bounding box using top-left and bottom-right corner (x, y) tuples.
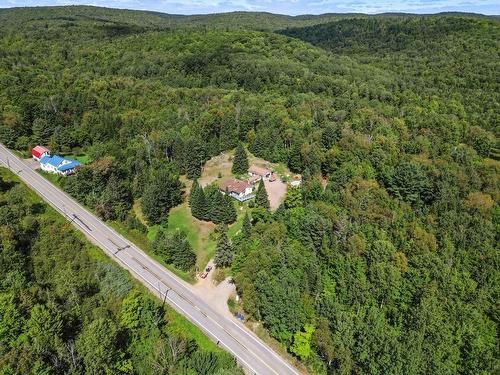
(0, 6), (498, 375)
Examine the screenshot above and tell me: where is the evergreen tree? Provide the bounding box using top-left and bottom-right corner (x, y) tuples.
(152, 229), (167, 257)
(185, 138), (204, 180)
(223, 190), (237, 224)
(96, 174), (132, 221)
(32, 118), (53, 145)
(189, 179), (200, 207)
(389, 162), (431, 204)
(210, 190), (226, 224)
(232, 143), (249, 175)
(197, 186), (210, 221)
(242, 212), (251, 238)
(189, 179), (208, 220)
(284, 186), (303, 209)
(152, 229), (196, 271)
(255, 179), (270, 210)
(169, 230), (197, 271)
(214, 227), (233, 268)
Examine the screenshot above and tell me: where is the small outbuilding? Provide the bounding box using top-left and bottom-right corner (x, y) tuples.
(290, 175), (302, 187)
(31, 146), (50, 161)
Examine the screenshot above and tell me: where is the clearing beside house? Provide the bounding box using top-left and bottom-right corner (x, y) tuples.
(200, 151), (289, 210)
(263, 177), (287, 210)
(130, 150), (288, 275)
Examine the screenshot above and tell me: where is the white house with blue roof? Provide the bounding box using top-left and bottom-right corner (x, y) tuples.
(39, 155), (81, 176)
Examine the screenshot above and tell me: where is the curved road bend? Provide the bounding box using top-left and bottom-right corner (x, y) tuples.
(0, 144), (301, 375)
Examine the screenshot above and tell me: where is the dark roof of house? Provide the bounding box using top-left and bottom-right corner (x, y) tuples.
(219, 179), (251, 194)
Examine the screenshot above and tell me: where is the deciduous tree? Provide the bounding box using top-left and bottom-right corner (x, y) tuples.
(142, 166), (182, 225)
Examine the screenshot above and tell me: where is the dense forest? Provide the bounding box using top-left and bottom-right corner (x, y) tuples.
(0, 169), (241, 374)
(0, 6), (498, 374)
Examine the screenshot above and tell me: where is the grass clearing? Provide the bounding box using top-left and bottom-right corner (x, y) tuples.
(133, 200), (148, 226)
(61, 151), (91, 164)
(199, 149), (291, 188)
(151, 200), (247, 272)
(137, 201), (217, 272)
(36, 169), (65, 187)
(163, 203), (217, 271)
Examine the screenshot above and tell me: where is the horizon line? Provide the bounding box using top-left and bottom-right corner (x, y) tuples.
(0, 4), (498, 17)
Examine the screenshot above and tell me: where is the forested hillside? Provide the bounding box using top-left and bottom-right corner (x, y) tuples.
(282, 16), (500, 132)
(0, 6), (350, 33)
(0, 169), (241, 374)
(0, 6), (498, 375)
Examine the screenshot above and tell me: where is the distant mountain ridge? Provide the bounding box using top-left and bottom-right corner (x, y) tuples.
(0, 5), (496, 33)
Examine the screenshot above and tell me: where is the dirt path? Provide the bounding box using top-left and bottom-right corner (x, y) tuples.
(191, 259), (236, 320)
(24, 158), (40, 170)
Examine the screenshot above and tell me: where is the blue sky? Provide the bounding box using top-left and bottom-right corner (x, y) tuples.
(0, 0), (498, 15)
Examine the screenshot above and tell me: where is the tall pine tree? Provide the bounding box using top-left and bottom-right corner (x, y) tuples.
(191, 183), (236, 224)
(152, 229), (196, 271)
(223, 189), (237, 224)
(242, 212), (251, 238)
(190, 181), (209, 221)
(232, 143), (249, 175)
(210, 190), (226, 224)
(214, 227), (233, 268)
(189, 179), (200, 207)
(255, 179), (270, 210)
(185, 138), (204, 180)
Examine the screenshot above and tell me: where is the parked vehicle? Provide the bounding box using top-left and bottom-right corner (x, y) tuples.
(234, 312), (245, 321)
(200, 271), (208, 279)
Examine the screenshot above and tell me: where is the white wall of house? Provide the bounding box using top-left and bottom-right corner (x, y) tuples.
(40, 163), (58, 174)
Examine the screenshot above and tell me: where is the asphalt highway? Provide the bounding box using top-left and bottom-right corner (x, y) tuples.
(0, 143), (301, 375)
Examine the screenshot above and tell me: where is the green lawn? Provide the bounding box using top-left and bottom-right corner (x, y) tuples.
(74, 154), (91, 164)
(158, 201), (247, 271)
(162, 203), (216, 271)
(61, 151), (91, 164)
